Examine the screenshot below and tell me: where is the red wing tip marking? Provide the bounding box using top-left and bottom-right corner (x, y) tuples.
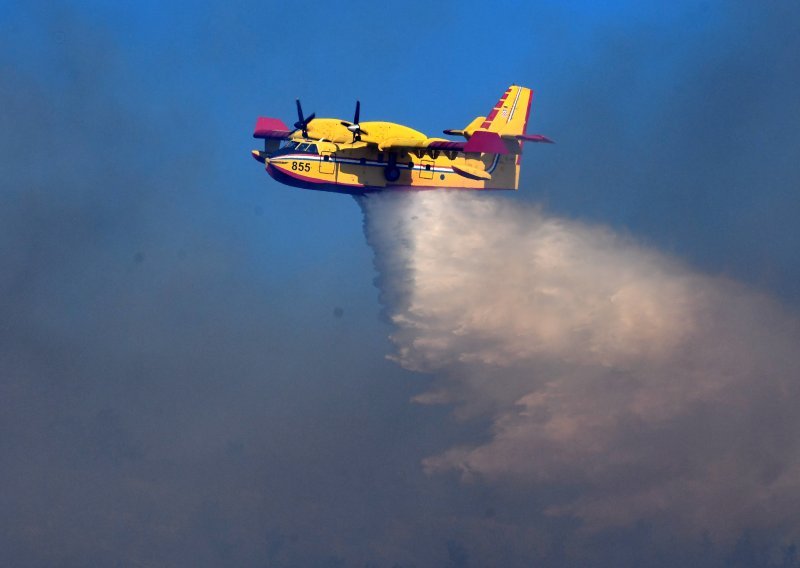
(253, 116), (291, 138)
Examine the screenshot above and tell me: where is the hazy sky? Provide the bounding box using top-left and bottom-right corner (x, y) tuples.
(2, 1), (799, 566)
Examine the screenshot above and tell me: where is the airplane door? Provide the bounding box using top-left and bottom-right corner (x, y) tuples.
(420, 159), (434, 180)
(319, 151), (336, 175)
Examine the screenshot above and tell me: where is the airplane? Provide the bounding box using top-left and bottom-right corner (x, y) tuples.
(251, 85), (552, 194)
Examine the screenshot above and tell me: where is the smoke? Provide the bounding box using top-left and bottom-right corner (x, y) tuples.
(5, 2), (800, 566)
(360, 189), (800, 540)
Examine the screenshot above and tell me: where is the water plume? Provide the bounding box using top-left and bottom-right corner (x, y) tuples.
(359, 189), (800, 538)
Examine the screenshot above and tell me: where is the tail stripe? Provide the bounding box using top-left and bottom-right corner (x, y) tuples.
(481, 88), (512, 129)
(506, 87), (522, 123)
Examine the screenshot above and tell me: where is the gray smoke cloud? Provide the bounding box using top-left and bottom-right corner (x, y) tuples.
(360, 190), (800, 541)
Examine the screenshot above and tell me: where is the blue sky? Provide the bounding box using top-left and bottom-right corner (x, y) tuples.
(9, 0), (795, 298)
(2, 1), (799, 566)
(51, 0), (793, 299)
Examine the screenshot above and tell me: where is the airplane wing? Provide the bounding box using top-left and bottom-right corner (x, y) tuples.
(376, 131), (554, 155)
(253, 117), (293, 139)
(333, 141), (371, 154)
(376, 137), (464, 152)
(377, 132), (511, 154)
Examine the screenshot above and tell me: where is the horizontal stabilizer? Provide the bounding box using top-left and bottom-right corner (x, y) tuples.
(463, 131), (509, 154)
(504, 133), (554, 144)
(253, 117), (292, 139)
(443, 116), (486, 139)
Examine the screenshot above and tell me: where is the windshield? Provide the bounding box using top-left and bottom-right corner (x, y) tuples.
(280, 141), (317, 153)
(277, 141), (318, 154)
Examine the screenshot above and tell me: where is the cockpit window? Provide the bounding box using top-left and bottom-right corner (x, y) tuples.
(279, 141), (317, 154)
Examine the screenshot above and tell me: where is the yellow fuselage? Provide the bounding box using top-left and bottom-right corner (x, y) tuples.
(261, 118), (520, 194)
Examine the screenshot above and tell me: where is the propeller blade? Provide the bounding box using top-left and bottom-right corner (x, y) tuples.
(354, 100), (360, 125)
(359, 128), (368, 135)
(292, 99), (315, 137)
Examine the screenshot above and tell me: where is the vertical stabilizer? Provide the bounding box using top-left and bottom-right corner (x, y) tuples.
(478, 85), (533, 136)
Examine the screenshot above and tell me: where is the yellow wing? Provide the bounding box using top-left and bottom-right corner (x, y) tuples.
(377, 137), (464, 152)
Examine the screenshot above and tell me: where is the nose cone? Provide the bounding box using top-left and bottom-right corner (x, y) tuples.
(251, 150), (269, 164)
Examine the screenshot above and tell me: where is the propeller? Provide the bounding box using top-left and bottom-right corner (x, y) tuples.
(294, 99), (315, 138)
(340, 100), (368, 142)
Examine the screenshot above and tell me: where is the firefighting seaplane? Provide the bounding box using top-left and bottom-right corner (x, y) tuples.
(251, 85), (552, 194)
